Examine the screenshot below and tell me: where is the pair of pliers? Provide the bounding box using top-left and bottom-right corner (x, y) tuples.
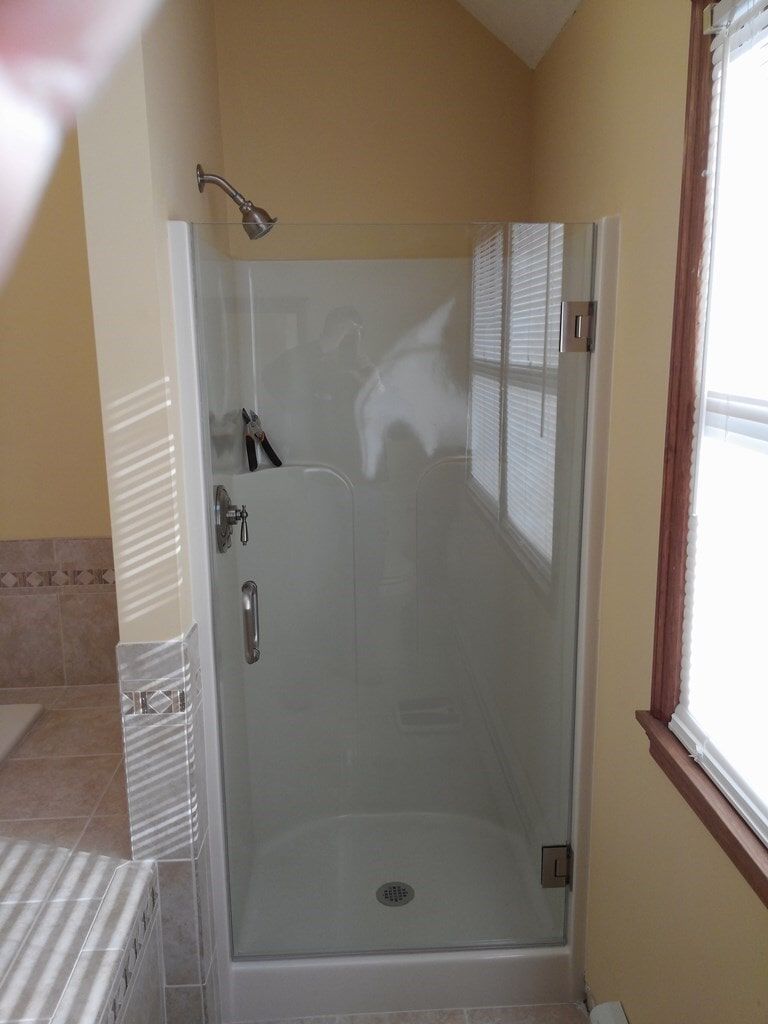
(242, 409), (283, 470)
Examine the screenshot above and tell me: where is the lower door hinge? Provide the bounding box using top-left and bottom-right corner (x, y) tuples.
(541, 844), (572, 888)
(559, 300), (596, 353)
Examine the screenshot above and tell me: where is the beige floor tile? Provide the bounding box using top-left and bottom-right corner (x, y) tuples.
(0, 687), (63, 707)
(49, 685), (120, 710)
(0, 837), (71, 904)
(94, 762), (128, 816)
(0, 817), (87, 847)
(77, 815), (132, 860)
(165, 985), (204, 1024)
(10, 708), (123, 758)
(0, 755), (120, 819)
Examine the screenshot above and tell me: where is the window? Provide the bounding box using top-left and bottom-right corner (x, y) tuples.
(469, 223), (565, 576)
(469, 225), (504, 505)
(642, 0), (768, 904)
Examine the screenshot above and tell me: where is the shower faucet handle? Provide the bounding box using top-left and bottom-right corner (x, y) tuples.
(214, 485), (249, 551)
(226, 503), (249, 546)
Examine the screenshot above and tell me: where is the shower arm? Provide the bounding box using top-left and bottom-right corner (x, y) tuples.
(196, 165), (251, 209)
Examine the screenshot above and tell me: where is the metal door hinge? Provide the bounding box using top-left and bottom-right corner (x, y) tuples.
(559, 301), (595, 354)
(541, 844), (572, 888)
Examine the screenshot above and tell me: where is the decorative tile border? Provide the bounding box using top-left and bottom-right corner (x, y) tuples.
(0, 567), (116, 589)
(121, 688), (187, 715)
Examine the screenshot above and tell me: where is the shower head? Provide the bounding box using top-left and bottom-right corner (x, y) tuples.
(239, 201), (277, 240)
(196, 164), (277, 239)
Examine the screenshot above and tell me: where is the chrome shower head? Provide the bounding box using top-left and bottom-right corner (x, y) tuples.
(239, 201), (277, 240)
(196, 164), (277, 239)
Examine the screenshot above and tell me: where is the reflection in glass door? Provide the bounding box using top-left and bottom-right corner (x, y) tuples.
(192, 222), (594, 959)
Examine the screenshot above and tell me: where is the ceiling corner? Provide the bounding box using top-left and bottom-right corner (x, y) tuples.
(455, 0), (582, 69)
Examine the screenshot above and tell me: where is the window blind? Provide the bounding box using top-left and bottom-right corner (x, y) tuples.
(470, 226), (504, 365)
(671, 0), (768, 846)
(504, 223), (564, 566)
(467, 222), (565, 576)
(469, 226), (504, 503)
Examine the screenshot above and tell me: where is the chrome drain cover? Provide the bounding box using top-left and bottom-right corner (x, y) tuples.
(376, 881), (415, 907)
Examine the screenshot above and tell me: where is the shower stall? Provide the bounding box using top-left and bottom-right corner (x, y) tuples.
(171, 218), (613, 1020)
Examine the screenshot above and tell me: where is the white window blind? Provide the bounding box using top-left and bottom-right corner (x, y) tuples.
(468, 223), (564, 574)
(671, 1), (768, 846)
(469, 226), (504, 503)
(505, 224), (563, 566)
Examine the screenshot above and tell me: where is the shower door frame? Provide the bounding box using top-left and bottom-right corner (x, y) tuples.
(169, 217), (619, 1023)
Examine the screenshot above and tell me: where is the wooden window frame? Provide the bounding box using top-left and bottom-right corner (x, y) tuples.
(637, 0), (768, 907)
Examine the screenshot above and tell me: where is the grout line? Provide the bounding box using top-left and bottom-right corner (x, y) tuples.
(7, 752), (123, 762)
(0, 815), (89, 824)
(56, 588), (67, 687)
(8, 755), (124, 764)
(83, 758), (127, 840)
(0, 895), (107, 907)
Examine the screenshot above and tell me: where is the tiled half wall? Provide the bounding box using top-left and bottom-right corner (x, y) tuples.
(117, 625), (220, 1024)
(0, 538), (118, 688)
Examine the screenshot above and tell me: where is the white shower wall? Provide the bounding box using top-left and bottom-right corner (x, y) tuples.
(240, 258), (478, 853)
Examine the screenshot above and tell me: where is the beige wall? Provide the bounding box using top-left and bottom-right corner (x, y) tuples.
(78, 0), (531, 639)
(532, 2), (768, 1022)
(78, 0), (225, 640)
(74, 1), (768, 1015)
(0, 133), (110, 539)
(215, 0), (532, 225)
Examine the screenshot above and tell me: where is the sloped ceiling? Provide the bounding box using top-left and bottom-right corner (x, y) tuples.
(456, 0), (582, 68)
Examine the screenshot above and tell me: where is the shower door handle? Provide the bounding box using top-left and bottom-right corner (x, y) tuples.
(241, 581), (260, 664)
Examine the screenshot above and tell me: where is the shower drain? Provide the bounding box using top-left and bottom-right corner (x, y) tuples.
(376, 882), (415, 907)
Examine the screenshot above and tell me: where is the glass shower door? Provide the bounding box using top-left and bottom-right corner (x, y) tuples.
(192, 222), (594, 958)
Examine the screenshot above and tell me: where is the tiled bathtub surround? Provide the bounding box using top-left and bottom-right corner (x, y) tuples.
(0, 681), (154, 1023)
(117, 624), (219, 1024)
(0, 538), (118, 688)
(0, 846), (159, 1024)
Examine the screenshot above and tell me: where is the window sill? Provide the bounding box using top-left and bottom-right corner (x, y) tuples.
(636, 710), (768, 908)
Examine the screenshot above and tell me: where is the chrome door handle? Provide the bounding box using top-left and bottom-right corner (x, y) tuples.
(241, 581), (260, 664)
